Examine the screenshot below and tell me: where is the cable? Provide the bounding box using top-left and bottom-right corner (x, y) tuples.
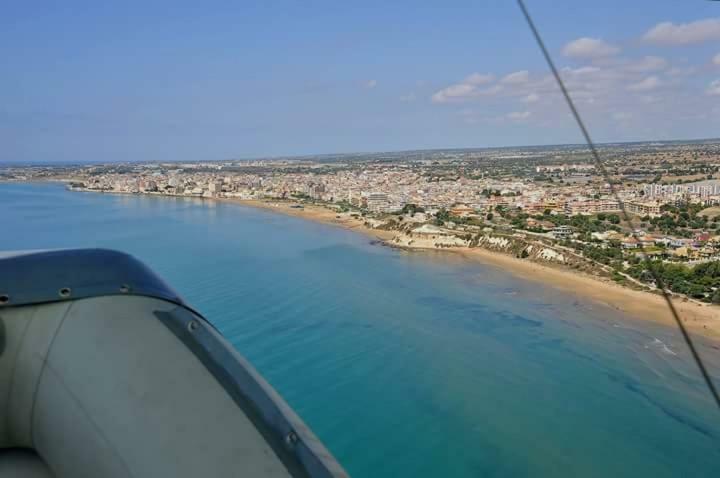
(516, 0), (720, 410)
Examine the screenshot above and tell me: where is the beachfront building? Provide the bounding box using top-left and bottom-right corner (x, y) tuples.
(450, 204), (477, 217)
(552, 225), (573, 239)
(364, 192), (392, 213)
(208, 181), (223, 197)
(625, 201), (662, 217)
(411, 224), (451, 237)
(564, 199), (621, 216)
(621, 237), (640, 249)
(525, 200), (565, 214)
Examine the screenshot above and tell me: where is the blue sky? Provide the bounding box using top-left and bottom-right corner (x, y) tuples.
(1, 0), (719, 163)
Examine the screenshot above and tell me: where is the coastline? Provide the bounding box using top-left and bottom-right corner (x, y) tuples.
(222, 198), (398, 242)
(16, 183), (719, 342)
(225, 197), (720, 342)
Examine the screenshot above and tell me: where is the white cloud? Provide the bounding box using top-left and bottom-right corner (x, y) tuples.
(627, 76), (661, 92)
(565, 66), (601, 75)
(431, 81), (502, 103)
(431, 70), (532, 104)
(479, 85), (503, 96)
(643, 18), (720, 45)
(464, 73), (494, 85)
(364, 79), (378, 89)
(507, 111), (531, 121)
(501, 70), (529, 85)
(707, 80), (720, 96)
(431, 83), (475, 103)
(423, 18), (720, 139)
(625, 56), (668, 73)
(430, 46), (710, 126)
(562, 38), (620, 59)
(399, 93), (416, 102)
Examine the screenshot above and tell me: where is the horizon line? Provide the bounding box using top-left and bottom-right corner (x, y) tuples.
(2, 136), (719, 167)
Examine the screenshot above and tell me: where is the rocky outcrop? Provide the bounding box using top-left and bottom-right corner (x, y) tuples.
(387, 230), (611, 277)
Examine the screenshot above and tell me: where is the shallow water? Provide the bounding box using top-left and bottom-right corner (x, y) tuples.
(2, 182), (719, 477)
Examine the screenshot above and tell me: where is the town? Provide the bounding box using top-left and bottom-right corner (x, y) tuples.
(4, 139), (720, 303)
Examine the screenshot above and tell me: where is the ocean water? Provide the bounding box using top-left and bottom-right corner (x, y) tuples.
(2, 182), (719, 477)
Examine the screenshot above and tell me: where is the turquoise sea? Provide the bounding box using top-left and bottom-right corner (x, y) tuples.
(1, 182), (719, 477)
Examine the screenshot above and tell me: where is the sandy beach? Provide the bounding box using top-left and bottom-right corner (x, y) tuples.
(225, 198), (397, 241)
(228, 197), (720, 342)
(458, 247), (720, 342)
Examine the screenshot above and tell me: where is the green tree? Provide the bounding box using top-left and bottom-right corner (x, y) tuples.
(401, 203), (425, 215)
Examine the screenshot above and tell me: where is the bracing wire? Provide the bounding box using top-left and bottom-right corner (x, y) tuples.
(516, 0), (720, 410)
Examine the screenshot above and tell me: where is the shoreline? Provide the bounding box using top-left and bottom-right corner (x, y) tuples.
(224, 197), (720, 342)
(221, 198), (397, 241)
(12, 182), (720, 342)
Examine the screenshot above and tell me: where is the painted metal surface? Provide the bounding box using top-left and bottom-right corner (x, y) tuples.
(157, 307), (349, 478)
(0, 248), (349, 478)
(0, 249), (189, 310)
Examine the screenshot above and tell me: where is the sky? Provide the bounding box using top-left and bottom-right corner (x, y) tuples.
(1, 0), (720, 163)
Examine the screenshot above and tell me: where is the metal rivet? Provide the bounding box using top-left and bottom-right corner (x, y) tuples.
(58, 287), (72, 298)
(119, 284), (131, 293)
(285, 431), (298, 447)
(0, 294), (9, 305)
(187, 320), (199, 332)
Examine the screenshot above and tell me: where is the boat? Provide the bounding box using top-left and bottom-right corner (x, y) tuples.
(0, 248), (349, 477)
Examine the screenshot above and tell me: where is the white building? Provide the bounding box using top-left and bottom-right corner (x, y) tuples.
(364, 192), (391, 213)
(208, 181), (223, 196)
